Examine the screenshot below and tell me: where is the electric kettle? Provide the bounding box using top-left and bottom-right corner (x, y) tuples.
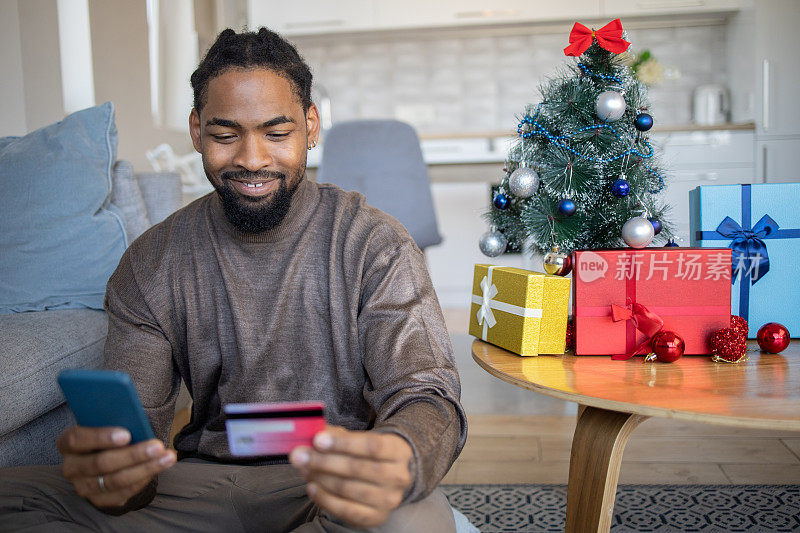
(692, 84), (730, 125)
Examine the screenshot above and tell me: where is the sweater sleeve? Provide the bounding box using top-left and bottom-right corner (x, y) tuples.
(97, 249), (180, 515)
(358, 240), (467, 503)
(103, 249), (181, 447)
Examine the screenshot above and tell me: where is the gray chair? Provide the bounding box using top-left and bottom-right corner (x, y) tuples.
(317, 120), (442, 250)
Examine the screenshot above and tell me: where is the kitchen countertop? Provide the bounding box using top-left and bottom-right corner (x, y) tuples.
(307, 122), (755, 168)
(415, 122), (755, 140)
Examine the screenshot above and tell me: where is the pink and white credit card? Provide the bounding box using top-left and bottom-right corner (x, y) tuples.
(224, 401), (326, 458)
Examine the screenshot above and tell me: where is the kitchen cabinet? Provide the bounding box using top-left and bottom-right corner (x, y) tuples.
(653, 131), (755, 246)
(602, 0), (740, 17)
(247, 0), (375, 36)
(247, 0), (745, 37)
(748, 1), (800, 188)
(662, 167), (755, 244)
(752, 0), (800, 137)
(375, 0), (600, 31)
(757, 139), (800, 183)
(248, 0), (601, 36)
(426, 182), (531, 309)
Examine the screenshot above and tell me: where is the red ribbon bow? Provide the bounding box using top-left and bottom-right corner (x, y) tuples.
(563, 19), (631, 57)
(610, 302), (664, 360)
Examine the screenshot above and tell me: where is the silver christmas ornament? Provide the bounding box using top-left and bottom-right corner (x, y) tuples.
(595, 90), (626, 122)
(508, 167), (540, 198)
(543, 245), (572, 276)
(479, 230), (508, 257)
(621, 216), (655, 248)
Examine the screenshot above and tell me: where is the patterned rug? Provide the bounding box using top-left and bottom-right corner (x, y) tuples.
(441, 484), (800, 532)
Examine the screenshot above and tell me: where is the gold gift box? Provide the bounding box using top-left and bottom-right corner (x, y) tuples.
(469, 264), (571, 356)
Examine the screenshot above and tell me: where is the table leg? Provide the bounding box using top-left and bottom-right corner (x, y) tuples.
(565, 405), (648, 533)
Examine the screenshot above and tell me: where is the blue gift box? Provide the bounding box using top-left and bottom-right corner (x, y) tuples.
(689, 183), (800, 338)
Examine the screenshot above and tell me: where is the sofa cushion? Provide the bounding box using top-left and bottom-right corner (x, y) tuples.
(111, 160), (151, 241)
(136, 171), (183, 225)
(0, 404), (75, 467)
(0, 309), (107, 435)
(0, 102), (128, 313)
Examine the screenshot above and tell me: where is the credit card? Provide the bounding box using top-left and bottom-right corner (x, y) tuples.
(224, 401), (326, 458)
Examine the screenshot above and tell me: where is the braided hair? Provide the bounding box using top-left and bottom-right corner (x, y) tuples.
(190, 27), (313, 113)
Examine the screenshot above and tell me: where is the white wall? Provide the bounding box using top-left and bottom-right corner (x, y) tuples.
(0, 0), (27, 136)
(1, 0), (96, 135)
(88, 0), (193, 170)
(0, 0), (66, 136)
(0, 0), (195, 169)
(159, 0), (199, 132)
(18, 0), (66, 132)
(57, 0), (96, 114)
(724, 0), (755, 124)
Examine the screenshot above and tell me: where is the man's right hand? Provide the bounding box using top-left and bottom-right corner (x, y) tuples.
(57, 426), (177, 510)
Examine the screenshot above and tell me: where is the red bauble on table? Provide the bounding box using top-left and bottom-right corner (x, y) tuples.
(565, 319), (575, 350)
(757, 322), (791, 354)
(710, 327), (748, 363)
(649, 330), (685, 363)
(730, 315), (749, 339)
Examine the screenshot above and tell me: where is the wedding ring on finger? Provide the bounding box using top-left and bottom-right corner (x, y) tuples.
(98, 474), (108, 492)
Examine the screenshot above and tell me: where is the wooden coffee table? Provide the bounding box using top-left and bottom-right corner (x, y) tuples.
(471, 339), (800, 533)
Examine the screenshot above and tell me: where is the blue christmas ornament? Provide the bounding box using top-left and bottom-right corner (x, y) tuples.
(665, 238), (679, 247)
(634, 113), (653, 132)
(493, 193), (510, 210)
(611, 179), (630, 197)
(649, 217), (662, 235)
(558, 199), (577, 217)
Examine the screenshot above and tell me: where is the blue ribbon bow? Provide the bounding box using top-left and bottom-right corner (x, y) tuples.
(714, 214), (779, 284)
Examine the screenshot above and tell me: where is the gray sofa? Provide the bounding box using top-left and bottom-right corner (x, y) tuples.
(0, 161), (184, 467)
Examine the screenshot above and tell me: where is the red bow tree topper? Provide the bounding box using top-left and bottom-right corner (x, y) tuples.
(563, 18), (631, 57)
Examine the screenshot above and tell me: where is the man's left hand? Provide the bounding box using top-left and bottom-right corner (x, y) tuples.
(289, 426), (413, 529)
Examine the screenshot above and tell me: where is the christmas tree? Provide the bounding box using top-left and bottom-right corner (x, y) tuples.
(480, 19), (674, 268)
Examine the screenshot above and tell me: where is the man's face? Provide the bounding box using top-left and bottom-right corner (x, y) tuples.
(189, 68), (319, 233)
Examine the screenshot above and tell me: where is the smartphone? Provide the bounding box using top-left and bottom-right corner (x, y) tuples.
(224, 401), (326, 458)
(57, 369), (156, 444)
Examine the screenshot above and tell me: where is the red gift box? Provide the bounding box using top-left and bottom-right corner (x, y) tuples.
(573, 248), (732, 356)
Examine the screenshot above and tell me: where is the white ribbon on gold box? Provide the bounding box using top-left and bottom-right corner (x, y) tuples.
(469, 264), (570, 356)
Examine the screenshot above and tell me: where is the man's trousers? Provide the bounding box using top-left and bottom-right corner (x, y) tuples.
(0, 459), (456, 532)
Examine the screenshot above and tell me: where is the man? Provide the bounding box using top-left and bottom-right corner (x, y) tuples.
(0, 28), (466, 532)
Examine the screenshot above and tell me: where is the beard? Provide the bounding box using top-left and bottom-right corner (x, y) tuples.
(213, 169), (302, 234)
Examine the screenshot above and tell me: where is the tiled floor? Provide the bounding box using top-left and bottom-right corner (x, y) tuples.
(442, 307), (800, 485)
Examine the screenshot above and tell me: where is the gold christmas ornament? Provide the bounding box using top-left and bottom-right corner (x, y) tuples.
(543, 245), (572, 276)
